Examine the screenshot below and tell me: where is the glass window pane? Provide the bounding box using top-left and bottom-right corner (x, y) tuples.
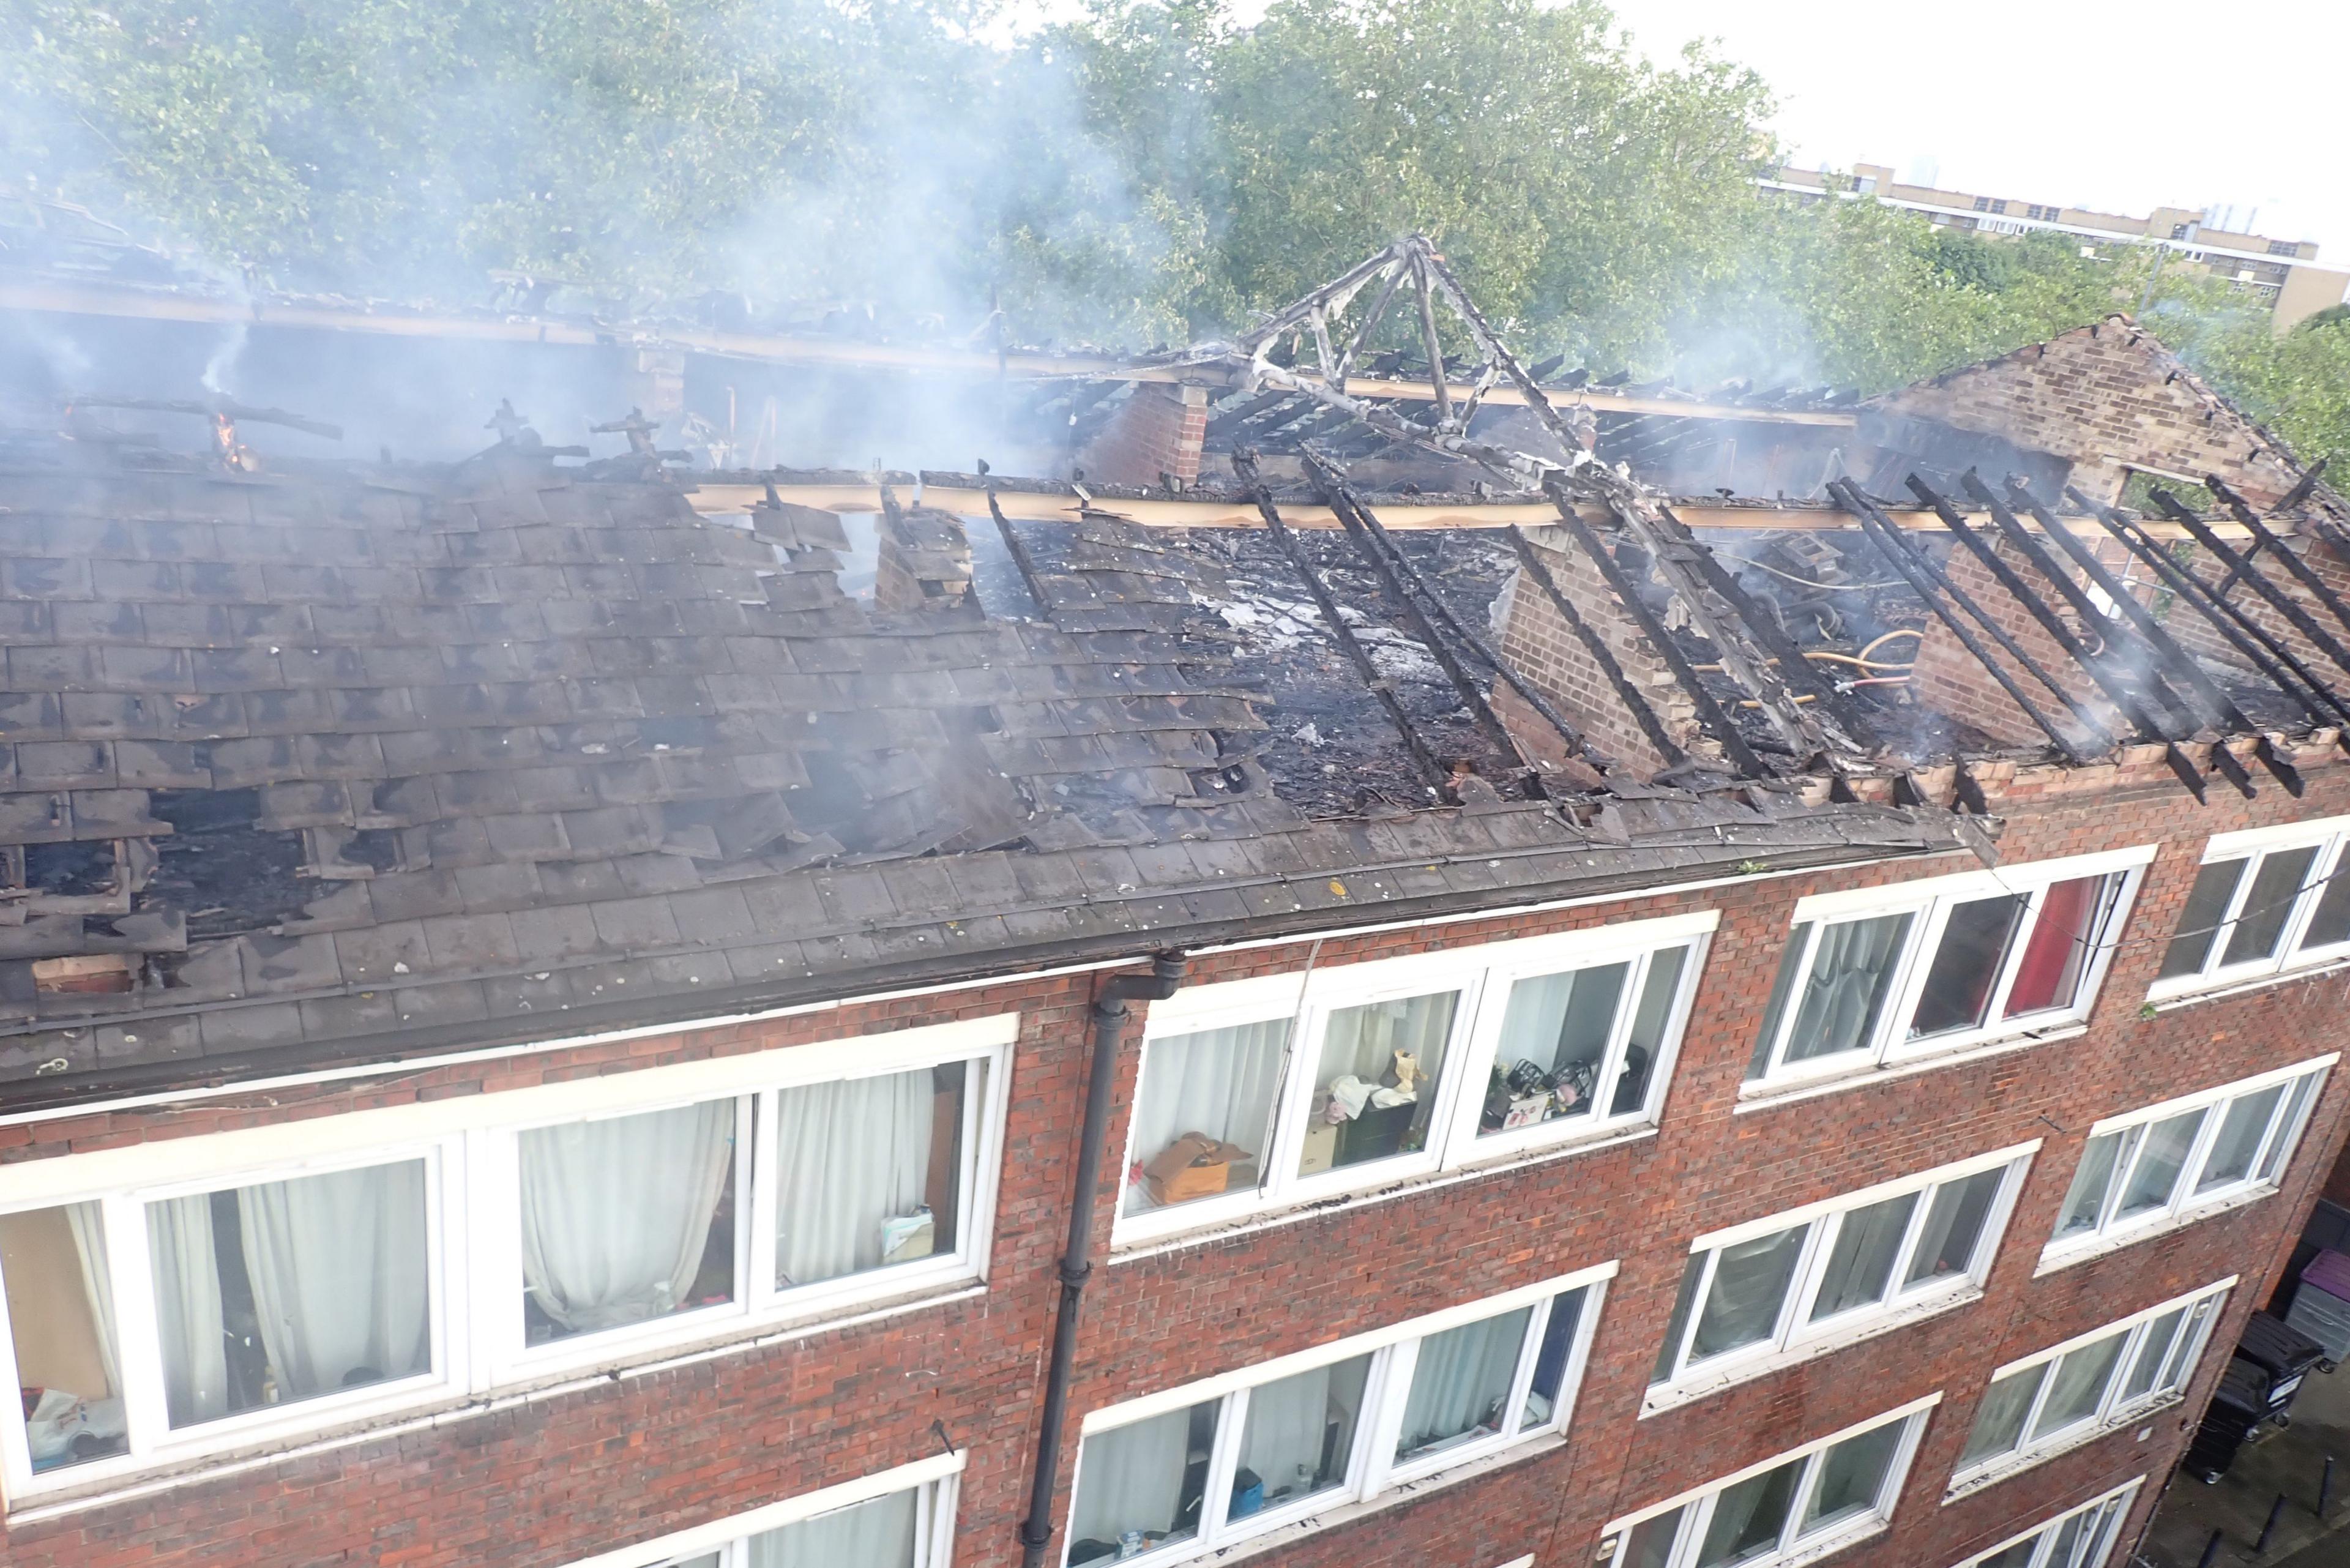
(1911, 896), (2026, 1036)
(2029, 1335), (2126, 1440)
(1695, 1456), (1802, 1566)
(2003, 875), (2111, 1017)
(148, 1159), (431, 1427)
(2160, 1298), (2218, 1389)
(1808, 1193), (1919, 1321)
(1749, 924), (1813, 1080)
(1783, 913), (1914, 1064)
(2197, 1085), (2286, 1193)
(1691, 1226), (1807, 1363)
(1903, 1167), (2005, 1287)
(1125, 1023), (1284, 1214)
(745, 1487), (917, 1568)
(1067, 1402), (1215, 1561)
(1397, 1309), (1531, 1463)
(2054, 1134), (2122, 1239)
(1961, 1368), (2041, 1466)
(2257, 1077), (2318, 1182)
(777, 1064), (971, 1288)
(2116, 1111), (2204, 1219)
(2159, 859), (2246, 979)
(2222, 846), (2321, 966)
(1482, 963), (1627, 1136)
(2297, 849), (2350, 950)
(1622, 1507), (1687, 1568)
(1236, 1354), (1370, 1515)
(1973, 1542), (2039, 1568)
(1, 1203), (127, 1472)
(1615, 946), (1690, 1115)
(524, 1099), (736, 1342)
(1654, 1255), (1706, 1384)
(1518, 1288), (1584, 1433)
(2121, 1308), (2187, 1404)
(1304, 991), (1458, 1175)
(1801, 1420), (1904, 1534)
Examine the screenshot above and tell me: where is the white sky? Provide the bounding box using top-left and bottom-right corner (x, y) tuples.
(1610, 0), (2350, 256)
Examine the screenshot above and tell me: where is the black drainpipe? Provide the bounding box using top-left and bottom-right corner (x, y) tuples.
(1018, 950), (1188, 1568)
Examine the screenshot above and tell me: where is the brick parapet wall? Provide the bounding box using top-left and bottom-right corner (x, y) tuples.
(1071, 384), (1209, 488)
(2161, 529), (2350, 684)
(1906, 528), (2125, 748)
(1873, 316), (2308, 508)
(10, 776), (2350, 1566)
(1494, 530), (1715, 778)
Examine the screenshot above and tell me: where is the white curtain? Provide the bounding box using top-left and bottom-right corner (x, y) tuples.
(238, 1161), (431, 1399)
(774, 1071), (934, 1288)
(1126, 1022), (1286, 1212)
(1069, 1406), (1196, 1547)
(522, 1101), (734, 1332)
(1239, 1365), (1335, 1495)
(1397, 1310), (1528, 1458)
(146, 1195), (228, 1427)
(1692, 1227), (1805, 1361)
(1785, 914), (1911, 1062)
(65, 1203), (119, 1392)
(1494, 965), (1626, 1075)
(747, 1488), (919, 1568)
(1316, 993), (1455, 1086)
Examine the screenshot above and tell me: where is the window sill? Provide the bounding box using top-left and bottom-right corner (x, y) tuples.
(1735, 1025), (2087, 1114)
(1108, 1124), (1660, 1265)
(2146, 954), (2350, 1014)
(1941, 1395), (2182, 1503)
(2034, 1183), (2279, 1277)
(1166, 1430), (1569, 1568)
(4, 1279), (987, 1525)
(1641, 1284), (1983, 1418)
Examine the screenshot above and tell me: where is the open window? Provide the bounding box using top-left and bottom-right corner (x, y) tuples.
(1747, 851), (2146, 1095)
(567, 1456), (963, 1568)
(1602, 1399), (1933, 1568)
(0, 1014), (1015, 1499)
(2151, 816), (2350, 1001)
(1116, 915), (1712, 1246)
(2043, 1059), (2328, 1266)
(1952, 1284), (2228, 1490)
(1064, 1267), (1609, 1567)
(1649, 1146), (2032, 1408)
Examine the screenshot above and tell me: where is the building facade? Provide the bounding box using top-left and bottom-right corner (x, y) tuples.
(4, 283), (2350, 1568)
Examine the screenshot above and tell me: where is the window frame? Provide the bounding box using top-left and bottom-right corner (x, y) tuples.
(1745, 849), (2149, 1096)
(2147, 816), (2350, 1002)
(1647, 1144), (2035, 1409)
(1600, 1396), (1938, 1568)
(1113, 914), (1715, 1249)
(558, 1452), (963, 1568)
(2039, 1058), (2333, 1270)
(1947, 1477), (2142, 1568)
(1063, 1262), (1614, 1568)
(1948, 1282), (2232, 1493)
(0, 1014), (1015, 1503)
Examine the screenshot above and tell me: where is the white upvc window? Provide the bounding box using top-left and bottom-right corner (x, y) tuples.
(1947, 1477), (2141, 1568)
(1601, 1397), (1936, 1568)
(0, 1015), (1013, 1502)
(561, 1453), (962, 1568)
(1647, 1145), (2034, 1409)
(1746, 849), (2148, 1095)
(1113, 914), (1712, 1247)
(2041, 1058), (2332, 1268)
(1062, 1263), (1612, 1567)
(2150, 815), (2350, 1001)
(1950, 1282), (2231, 1492)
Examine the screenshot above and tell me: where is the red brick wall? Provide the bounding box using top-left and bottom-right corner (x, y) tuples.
(1872, 316), (2308, 509)
(9, 775), (2350, 1567)
(1495, 528), (1714, 779)
(1906, 528), (2122, 749)
(1072, 384), (1209, 488)
(2161, 530), (2350, 687)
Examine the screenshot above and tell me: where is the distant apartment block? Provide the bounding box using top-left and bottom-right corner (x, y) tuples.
(1769, 162), (2350, 330)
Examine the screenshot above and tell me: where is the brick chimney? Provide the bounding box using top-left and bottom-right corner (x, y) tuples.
(1073, 383), (1210, 488)
(875, 507), (973, 614)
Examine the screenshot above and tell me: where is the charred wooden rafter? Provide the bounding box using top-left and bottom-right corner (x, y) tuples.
(1504, 525), (1693, 773)
(2150, 489), (2350, 682)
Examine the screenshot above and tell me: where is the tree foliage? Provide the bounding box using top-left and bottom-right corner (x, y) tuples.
(1, 0), (2341, 454)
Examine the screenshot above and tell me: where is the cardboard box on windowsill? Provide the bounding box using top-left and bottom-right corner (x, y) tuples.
(1143, 1132), (1259, 1206)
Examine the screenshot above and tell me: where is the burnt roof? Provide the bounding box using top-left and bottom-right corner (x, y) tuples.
(0, 430), (1964, 1107)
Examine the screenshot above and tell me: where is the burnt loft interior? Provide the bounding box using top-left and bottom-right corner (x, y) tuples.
(2, 237), (2348, 1105)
